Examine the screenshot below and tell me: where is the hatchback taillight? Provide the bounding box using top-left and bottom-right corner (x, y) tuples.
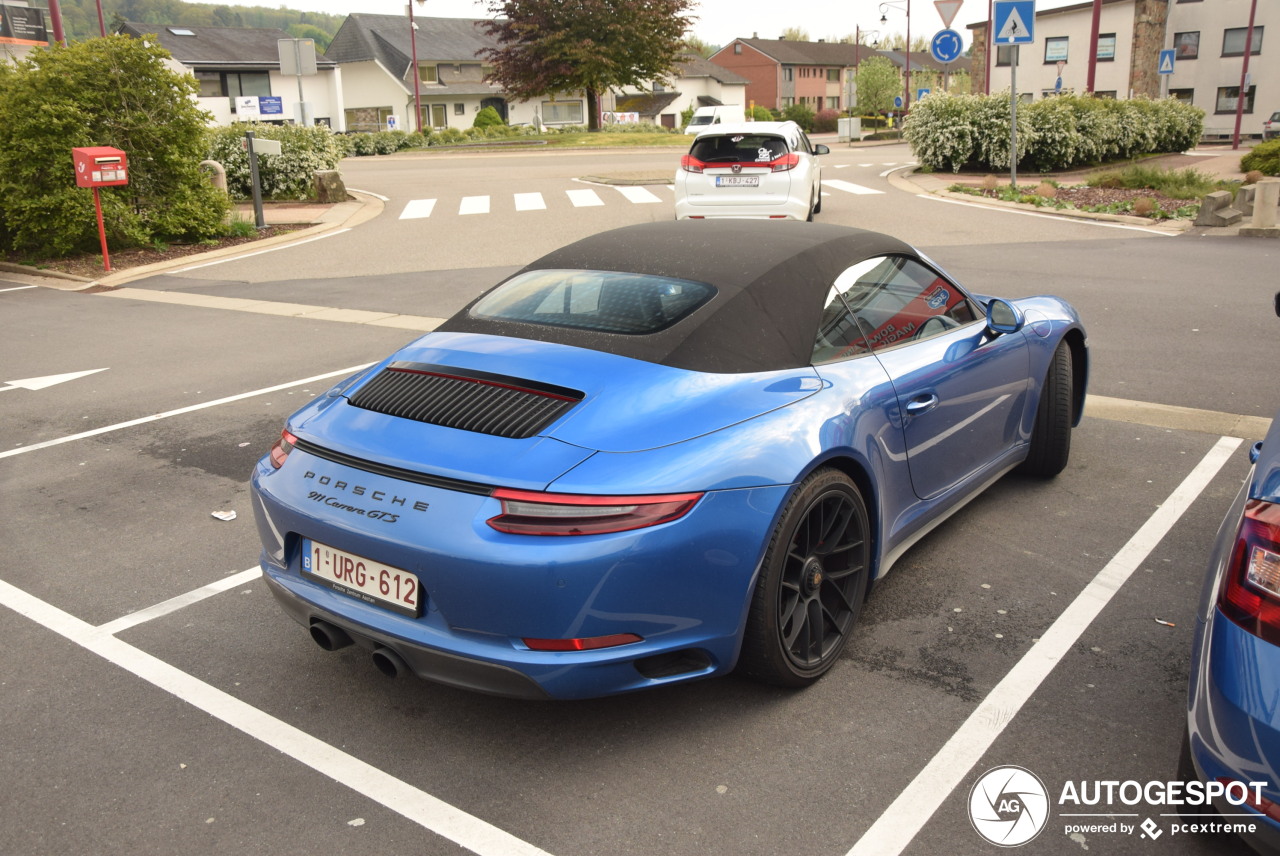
(1219, 500), (1280, 645)
(487, 489), (702, 536)
(269, 429), (297, 469)
(680, 154), (706, 174)
(769, 153), (801, 172)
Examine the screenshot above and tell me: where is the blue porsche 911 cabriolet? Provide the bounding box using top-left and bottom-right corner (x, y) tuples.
(251, 221), (1087, 700)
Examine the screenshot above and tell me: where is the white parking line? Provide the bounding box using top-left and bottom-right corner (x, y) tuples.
(0, 363), (374, 460)
(459, 196), (490, 215)
(0, 576), (553, 856)
(846, 435), (1242, 856)
(95, 567), (262, 636)
(0, 285), (38, 293)
(173, 230), (352, 273)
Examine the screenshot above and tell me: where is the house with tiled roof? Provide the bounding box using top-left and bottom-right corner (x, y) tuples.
(710, 36), (969, 114)
(604, 53), (750, 129)
(116, 22), (344, 128)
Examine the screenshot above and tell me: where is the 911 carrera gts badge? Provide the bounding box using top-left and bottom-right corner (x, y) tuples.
(302, 471), (429, 524)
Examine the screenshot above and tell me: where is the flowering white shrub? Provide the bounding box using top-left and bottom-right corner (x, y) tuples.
(207, 123), (345, 201)
(905, 93), (1204, 172)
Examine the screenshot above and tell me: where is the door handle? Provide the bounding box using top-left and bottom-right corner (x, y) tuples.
(904, 394), (939, 415)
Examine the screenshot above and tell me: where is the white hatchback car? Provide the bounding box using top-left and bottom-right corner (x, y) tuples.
(674, 121), (829, 221)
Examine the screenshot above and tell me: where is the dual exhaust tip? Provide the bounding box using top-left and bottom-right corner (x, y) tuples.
(309, 619), (408, 678)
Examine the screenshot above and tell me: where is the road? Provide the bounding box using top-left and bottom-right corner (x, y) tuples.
(1, 142), (1272, 856)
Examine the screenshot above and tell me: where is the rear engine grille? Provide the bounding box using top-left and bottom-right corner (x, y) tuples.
(347, 362), (584, 439)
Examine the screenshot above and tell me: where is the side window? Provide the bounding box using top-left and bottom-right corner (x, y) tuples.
(832, 256), (979, 352)
(812, 285), (872, 364)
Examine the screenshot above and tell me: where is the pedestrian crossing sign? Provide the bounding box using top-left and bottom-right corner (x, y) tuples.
(1158, 49), (1175, 75)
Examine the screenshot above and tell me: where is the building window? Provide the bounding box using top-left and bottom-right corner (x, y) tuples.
(827, 96), (839, 109)
(734, 43), (742, 54)
(541, 100), (583, 123)
(1044, 37), (1068, 63)
(1174, 31), (1199, 59)
(782, 97), (794, 107)
(1216, 85), (1256, 114)
(995, 45), (1016, 67)
(420, 64), (438, 83)
(1169, 88), (1194, 105)
(1096, 33), (1116, 61)
(827, 68), (840, 82)
(454, 103), (465, 115)
(784, 67), (794, 81)
(1222, 27), (1263, 58)
(1093, 91), (1116, 100)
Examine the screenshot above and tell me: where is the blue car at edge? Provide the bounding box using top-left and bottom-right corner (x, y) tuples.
(1182, 293), (1280, 852)
(251, 221), (1088, 700)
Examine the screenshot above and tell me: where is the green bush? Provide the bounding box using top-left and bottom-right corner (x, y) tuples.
(0, 36), (230, 257)
(473, 106), (505, 129)
(904, 93), (1204, 173)
(207, 122), (345, 200)
(1242, 140), (1280, 176)
(749, 105), (774, 122)
(781, 103), (816, 132)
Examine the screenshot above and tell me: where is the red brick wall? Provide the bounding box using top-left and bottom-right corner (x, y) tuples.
(709, 42), (779, 111)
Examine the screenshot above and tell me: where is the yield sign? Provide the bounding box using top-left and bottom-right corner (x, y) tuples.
(935, 0), (963, 30)
(0, 368), (108, 392)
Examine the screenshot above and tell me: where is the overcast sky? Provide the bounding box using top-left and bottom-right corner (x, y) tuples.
(213, 0), (1086, 52)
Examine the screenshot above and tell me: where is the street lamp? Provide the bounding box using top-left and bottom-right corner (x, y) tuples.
(851, 27), (881, 115)
(879, 0), (911, 113)
(408, 0), (427, 134)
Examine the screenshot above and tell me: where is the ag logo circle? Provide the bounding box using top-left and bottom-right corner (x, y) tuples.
(968, 766), (1050, 847)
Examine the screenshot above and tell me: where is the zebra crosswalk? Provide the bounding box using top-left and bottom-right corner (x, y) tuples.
(397, 172), (896, 220)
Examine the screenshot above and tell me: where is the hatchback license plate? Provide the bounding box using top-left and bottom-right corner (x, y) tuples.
(302, 539), (421, 617)
(715, 175), (760, 187)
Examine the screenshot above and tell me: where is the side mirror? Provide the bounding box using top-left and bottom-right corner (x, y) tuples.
(814, 144), (830, 155)
(985, 298), (1024, 336)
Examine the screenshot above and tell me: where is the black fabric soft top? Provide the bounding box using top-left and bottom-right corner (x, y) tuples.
(438, 220), (917, 374)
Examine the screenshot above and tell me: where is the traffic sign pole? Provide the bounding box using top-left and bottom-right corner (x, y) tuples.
(1010, 46), (1018, 189)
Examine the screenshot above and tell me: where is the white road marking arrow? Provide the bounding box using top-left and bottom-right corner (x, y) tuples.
(0, 368), (109, 392)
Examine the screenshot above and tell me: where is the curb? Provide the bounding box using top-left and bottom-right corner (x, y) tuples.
(893, 166), (1191, 233)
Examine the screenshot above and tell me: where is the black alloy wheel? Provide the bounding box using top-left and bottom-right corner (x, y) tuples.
(738, 468), (871, 687)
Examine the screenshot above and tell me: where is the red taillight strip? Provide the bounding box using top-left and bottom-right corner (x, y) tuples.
(524, 633), (643, 651)
(386, 368), (580, 402)
(269, 429), (297, 469)
(487, 489), (703, 536)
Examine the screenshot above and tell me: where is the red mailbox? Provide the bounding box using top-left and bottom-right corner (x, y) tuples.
(72, 146), (129, 188)
(72, 146), (129, 272)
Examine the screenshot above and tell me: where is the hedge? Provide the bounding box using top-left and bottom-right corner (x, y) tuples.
(206, 122), (346, 201)
(903, 93), (1204, 173)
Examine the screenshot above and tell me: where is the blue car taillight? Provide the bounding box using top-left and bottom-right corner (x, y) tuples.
(1219, 500), (1280, 645)
(269, 429), (297, 469)
(487, 489), (703, 536)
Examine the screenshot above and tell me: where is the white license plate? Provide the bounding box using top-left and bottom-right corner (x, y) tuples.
(715, 175), (760, 187)
(301, 539), (421, 617)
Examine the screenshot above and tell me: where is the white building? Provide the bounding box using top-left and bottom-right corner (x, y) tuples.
(971, 0), (1275, 138)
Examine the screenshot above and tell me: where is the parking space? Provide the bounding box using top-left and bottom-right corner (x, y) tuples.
(1, 330), (1257, 854)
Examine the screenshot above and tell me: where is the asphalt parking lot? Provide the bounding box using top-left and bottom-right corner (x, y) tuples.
(2, 145), (1273, 855)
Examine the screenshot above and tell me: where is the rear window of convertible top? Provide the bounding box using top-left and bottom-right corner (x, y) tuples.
(470, 269), (716, 335)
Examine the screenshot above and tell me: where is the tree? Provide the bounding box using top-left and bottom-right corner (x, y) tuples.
(684, 35), (718, 59)
(780, 27), (809, 42)
(481, 0), (696, 131)
(0, 35), (230, 256)
(854, 55), (900, 116)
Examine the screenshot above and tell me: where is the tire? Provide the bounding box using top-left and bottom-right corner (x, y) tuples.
(813, 183), (823, 214)
(1018, 340), (1073, 477)
(806, 191), (816, 221)
(738, 468), (871, 687)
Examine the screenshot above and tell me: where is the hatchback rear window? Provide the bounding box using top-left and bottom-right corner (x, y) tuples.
(688, 134), (789, 164)
(471, 269), (716, 335)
